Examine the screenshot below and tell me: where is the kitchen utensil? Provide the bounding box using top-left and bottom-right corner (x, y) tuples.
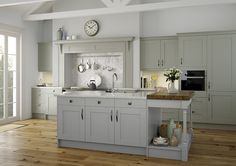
(78, 59), (86, 73)
(87, 80), (96, 90)
(92, 62), (99, 70)
(89, 74), (102, 87)
(107, 66), (113, 71)
(85, 60), (91, 70)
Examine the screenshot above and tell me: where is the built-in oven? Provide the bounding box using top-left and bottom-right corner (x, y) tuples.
(181, 70), (206, 91)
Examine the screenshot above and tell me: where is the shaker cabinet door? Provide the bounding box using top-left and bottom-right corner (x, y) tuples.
(207, 35), (232, 91)
(161, 39), (178, 68)
(191, 97), (208, 123)
(140, 39), (161, 70)
(115, 108), (146, 147)
(209, 92), (236, 125)
(179, 36), (207, 69)
(57, 105), (85, 141)
(86, 107), (114, 144)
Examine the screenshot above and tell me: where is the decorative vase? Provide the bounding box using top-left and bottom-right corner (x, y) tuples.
(57, 28), (63, 40)
(168, 81), (178, 93)
(167, 119), (176, 139)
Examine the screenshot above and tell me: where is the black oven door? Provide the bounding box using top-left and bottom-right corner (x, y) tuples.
(181, 78), (205, 91)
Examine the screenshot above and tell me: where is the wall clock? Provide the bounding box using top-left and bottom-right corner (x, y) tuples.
(84, 20), (99, 36)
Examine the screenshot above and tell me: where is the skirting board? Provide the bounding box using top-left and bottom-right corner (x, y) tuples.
(58, 140), (146, 156)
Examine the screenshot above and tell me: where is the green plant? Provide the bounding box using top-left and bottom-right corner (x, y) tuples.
(164, 67), (182, 83)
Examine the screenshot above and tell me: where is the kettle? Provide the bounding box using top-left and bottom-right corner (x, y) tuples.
(87, 80), (96, 90)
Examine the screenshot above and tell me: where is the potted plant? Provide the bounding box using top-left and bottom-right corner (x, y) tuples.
(164, 67), (182, 93)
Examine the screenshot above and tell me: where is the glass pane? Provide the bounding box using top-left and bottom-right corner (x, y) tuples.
(8, 55), (16, 71)
(8, 36), (16, 55)
(13, 88), (16, 103)
(0, 35), (4, 54)
(0, 54), (3, 70)
(8, 71), (13, 87)
(13, 71), (16, 88)
(8, 88), (13, 103)
(0, 89), (3, 103)
(0, 104), (3, 119)
(0, 71), (3, 88)
(8, 103), (13, 117)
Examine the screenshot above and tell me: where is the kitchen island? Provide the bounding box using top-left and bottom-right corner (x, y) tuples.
(56, 90), (193, 161)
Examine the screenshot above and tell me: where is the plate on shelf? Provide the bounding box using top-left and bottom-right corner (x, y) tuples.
(152, 137), (169, 146)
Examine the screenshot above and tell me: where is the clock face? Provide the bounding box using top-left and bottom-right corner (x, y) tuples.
(84, 20), (99, 36)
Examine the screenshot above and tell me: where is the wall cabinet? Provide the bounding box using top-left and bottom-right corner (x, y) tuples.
(207, 35), (234, 92)
(140, 37), (178, 70)
(38, 42), (52, 72)
(32, 87), (62, 117)
(178, 36), (207, 69)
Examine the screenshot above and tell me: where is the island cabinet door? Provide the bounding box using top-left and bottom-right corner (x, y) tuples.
(114, 108), (146, 147)
(86, 107), (114, 144)
(57, 105), (85, 141)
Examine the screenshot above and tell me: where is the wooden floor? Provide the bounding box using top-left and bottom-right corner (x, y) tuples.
(0, 119), (235, 166)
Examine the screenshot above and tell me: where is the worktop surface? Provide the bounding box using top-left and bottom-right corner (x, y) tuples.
(147, 91), (194, 100)
(58, 91), (153, 99)
(58, 90), (194, 100)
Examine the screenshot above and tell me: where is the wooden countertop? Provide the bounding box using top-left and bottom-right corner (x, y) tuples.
(147, 91), (194, 100)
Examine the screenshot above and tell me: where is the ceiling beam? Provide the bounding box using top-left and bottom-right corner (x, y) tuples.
(24, 0), (236, 21)
(0, 0), (55, 7)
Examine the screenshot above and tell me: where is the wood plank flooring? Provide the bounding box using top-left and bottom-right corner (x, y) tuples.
(0, 119), (235, 166)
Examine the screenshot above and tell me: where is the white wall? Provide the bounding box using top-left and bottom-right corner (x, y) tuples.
(142, 4), (236, 37)
(0, 7), (42, 120)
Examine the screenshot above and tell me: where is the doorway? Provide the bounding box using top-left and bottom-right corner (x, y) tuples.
(0, 30), (20, 124)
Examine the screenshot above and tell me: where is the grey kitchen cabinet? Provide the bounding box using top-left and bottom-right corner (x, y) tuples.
(44, 88), (62, 115)
(209, 92), (236, 125)
(191, 97), (208, 123)
(85, 98), (115, 144)
(57, 97), (85, 141)
(207, 34), (234, 92)
(114, 99), (147, 147)
(86, 106), (115, 144)
(38, 42), (52, 72)
(178, 36), (207, 69)
(32, 88), (45, 114)
(140, 37), (178, 70)
(32, 87), (62, 117)
(114, 108), (146, 147)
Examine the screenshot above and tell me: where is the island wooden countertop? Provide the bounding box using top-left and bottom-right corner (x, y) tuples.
(147, 91), (194, 100)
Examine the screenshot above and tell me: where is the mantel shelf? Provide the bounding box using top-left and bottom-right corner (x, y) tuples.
(54, 37), (134, 45)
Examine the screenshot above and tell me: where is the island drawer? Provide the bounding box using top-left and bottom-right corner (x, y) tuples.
(115, 99), (147, 108)
(85, 98), (114, 107)
(57, 97), (85, 106)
